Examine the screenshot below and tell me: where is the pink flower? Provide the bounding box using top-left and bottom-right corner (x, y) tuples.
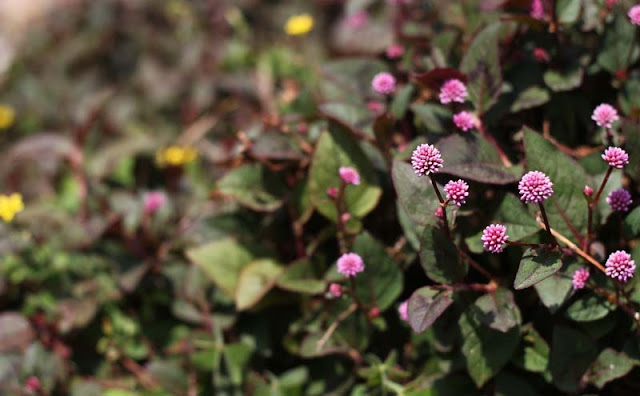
(602, 147), (629, 169)
(592, 104), (619, 129)
(25, 377), (40, 393)
(329, 283), (342, 297)
(533, 47), (550, 63)
(584, 185), (594, 197)
(482, 224), (509, 253)
(572, 268), (590, 290)
(398, 300), (409, 321)
(629, 5), (640, 25)
(605, 250), (636, 282)
(366, 101), (385, 114)
(339, 166), (361, 185)
(347, 11), (369, 28)
(518, 171), (554, 204)
(327, 187), (338, 199)
(530, 0), (545, 19)
(386, 44), (405, 59)
(143, 191), (167, 214)
(452, 111), (477, 132)
(337, 252), (365, 278)
(372, 72), (396, 95)
(439, 79), (467, 104)
(411, 144), (443, 176)
(341, 212), (351, 223)
(606, 188), (632, 212)
(444, 179), (469, 206)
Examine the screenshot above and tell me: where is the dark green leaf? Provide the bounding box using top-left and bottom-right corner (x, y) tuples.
(534, 262), (580, 313)
(589, 348), (636, 389)
(565, 294), (614, 322)
(235, 259), (283, 311)
(510, 86), (550, 112)
(549, 326), (598, 392)
(276, 259), (326, 295)
(217, 163), (285, 212)
(514, 248), (563, 290)
(391, 160), (440, 225)
(420, 225), (467, 284)
(513, 325), (550, 373)
(407, 286), (454, 333)
(471, 288), (521, 333)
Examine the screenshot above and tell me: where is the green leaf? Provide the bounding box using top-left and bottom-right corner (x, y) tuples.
(624, 120), (640, 184)
(319, 58), (389, 105)
(224, 343), (254, 386)
(438, 134), (522, 185)
(513, 325), (550, 373)
(543, 66), (583, 92)
(410, 103), (452, 134)
(391, 160), (440, 225)
(146, 359), (188, 394)
(420, 225), (467, 284)
(495, 372), (540, 396)
(185, 239), (254, 297)
(459, 312), (520, 388)
(471, 288), (521, 333)
(319, 102), (375, 137)
(0, 312), (35, 353)
(565, 294), (614, 322)
(390, 85), (414, 119)
(309, 125), (382, 221)
(351, 233), (403, 311)
(534, 261), (580, 313)
(556, 0), (581, 24)
(460, 23), (503, 114)
(276, 259), (326, 295)
(597, 12), (639, 74)
(523, 127), (591, 238)
(549, 326), (598, 392)
(407, 287), (454, 333)
(624, 207), (640, 238)
(510, 86), (550, 112)
(217, 163), (285, 212)
(235, 259), (283, 311)
(589, 348), (635, 389)
(514, 248), (563, 290)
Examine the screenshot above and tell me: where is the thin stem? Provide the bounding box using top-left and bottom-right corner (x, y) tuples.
(335, 182), (348, 255)
(430, 176), (451, 239)
(349, 277), (365, 311)
(506, 241), (548, 248)
(316, 303), (358, 351)
(586, 166), (613, 251)
(457, 248), (497, 282)
(535, 217), (606, 273)
(477, 119), (512, 167)
(538, 203), (558, 247)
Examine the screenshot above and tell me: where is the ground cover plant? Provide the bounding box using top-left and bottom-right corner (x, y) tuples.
(4, 0), (640, 394)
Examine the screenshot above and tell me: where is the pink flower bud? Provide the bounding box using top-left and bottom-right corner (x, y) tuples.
(341, 212), (351, 223)
(327, 187), (338, 199)
(434, 206), (444, 218)
(584, 185), (594, 197)
(329, 283), (342, 297)
(339, 166), (361, 185)
(143, 191), (167, 214)
(368, 306), (381, 319)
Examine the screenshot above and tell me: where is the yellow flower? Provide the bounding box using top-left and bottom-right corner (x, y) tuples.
(284, 14), (314, 36)
(156, 145), (198, 167)
(0, 105), (15, 129)
(0, 193), (24, 222)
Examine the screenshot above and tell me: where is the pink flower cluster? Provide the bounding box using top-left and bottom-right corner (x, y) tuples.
(572, 268), (590, 290)
(605, 250), (636, 282)
(337, 252), (365, 278)
(630, 5), (640, 25)
(411, 144), (443, 176)
(386, 44), (404, 59)
(591, 104), (619, 129)
(372, 72), (396, 95)
(518, 171), (554, 204)
(329, 283), (342, 297)
(398, 300), (409, 321)
(482, 224), (509, 253)
(530, 0), (545, 20)
(339, 166), (361, 185)
(444, 179), (469, 206)
(606, 188), (632, 212)
(143, 191), (167, 214)
(453, 111), (477, 132)
(439, 79), (467, 104)
(602, 147), (629, 168)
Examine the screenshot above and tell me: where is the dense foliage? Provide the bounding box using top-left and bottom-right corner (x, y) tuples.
(4, 0), (640, 395)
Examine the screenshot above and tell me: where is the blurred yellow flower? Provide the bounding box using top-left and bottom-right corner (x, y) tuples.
(0, 105), (15, 129)
(156, 145), (198, 167)
(0, 193), (24, 222)
(284, 14), (314, 36)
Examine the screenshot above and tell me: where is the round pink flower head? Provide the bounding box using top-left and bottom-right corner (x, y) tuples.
(518, 171), (554, 204)
(605, 250), (636, 282)
(572, 268), (590, 290)
(629, 5), (640, 25)
(339, 166), (361, 185)
(439, 79), (467, 104)
(337, 252), (365, 278)
(444, 179), (470, 206)
(482, 224), (509, 253)
(372, 72), (396, 95)
(533, 47), (550, 63)
(329, 283), (342, 298)
(602, 146), (629, 169)
(591, 104), (619, 129)
(143, 191), (167, 214)
(530, 0), (545, 20)
(411, 144), (443, 176)
(386, 44), (405, 59)
(606, 188), (632, 212)
(453, 111), (477, 132)
(398, 300), (409, 321)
